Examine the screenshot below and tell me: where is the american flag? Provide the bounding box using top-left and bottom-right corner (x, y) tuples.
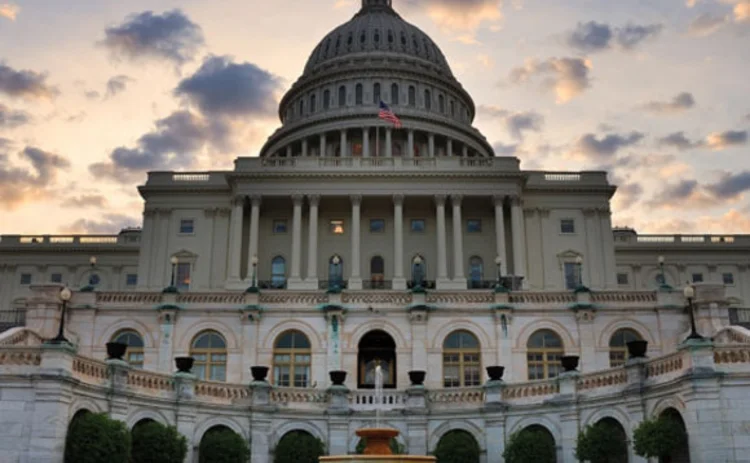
(379, 101), (402, 128)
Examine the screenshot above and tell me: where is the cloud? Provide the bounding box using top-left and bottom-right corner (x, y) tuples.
(174, 55), (282, 117)
(0, 146), (70, 208)
(401, 0), (503, 40)
(612, 181), (644, 211)
(85, 90), (101, 100)
(566, 21), (662, 53)
(60, 213), (140, 234)
(688, 13), (728, 36)
(60, 194), (108, 209)
(0, 63), (58, 100)
(508, 57), (592, 103)
(735, 2), (750, 22)
(0, 3), (19, 20)
(706, 130), (748, 150)
(106, 75), (134, 98)
(573, 131), (644, 160)
(492, 142), (519, 156)
(478, 105), (544, 140)
(0, 103), (32, 128)
(101, 10), (204, 65)
(706, 171), (750, 198)
(657, 131), (703, 150)
(641, 92), (696, 114)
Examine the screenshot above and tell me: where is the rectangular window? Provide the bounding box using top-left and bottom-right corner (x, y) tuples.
(617, 273), (629, 285)
(273, 219), (288, 234)
(179, 219), (195, 234)
(50, 273), (62, 284)
(723, 273), (734, 285)
(692, 273), (704, 283)
(467, 219), (482, 233)
(176, 263), (191, 290)
(20, 273), (32, 285)
(411, 219), (426, 233)
(370, 219), (385, 233)
(560, 219), (576, 234)
(329, 220), (345, 235)
(564, 262), (579, 290)
(126, 274), (138, 286)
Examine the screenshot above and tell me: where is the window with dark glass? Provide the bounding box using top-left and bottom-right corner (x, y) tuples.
(273, 330), (311, 387)
(20, 273), (32, 285)
(191, 331), (227, 381)
(723, 273), (735, 285)
(370, 256), (385, 286)
(692, 273), (704, 283)
(443, 331), (481, 387)
(298, 99), (304, 116)
(50, 273), (62, 283)
(373, 83), (381, 104)
(617, 273), (629, 285)
(338, 85), (346, 107)
(527, 330), (563, 380)
(271, 256), (286, 288)
(564, 262), (579, 290)
(355, 84), (363, 105)
(391, 83), (399, 105)
(113, 330), (144, 368)
(424, 90), (431, 110)
(469, 257), (483, 287)
(411, 219), (426, 233)
(560, 219), (575, 234)
(323, 89), (330, 109)
(369, 219), (385, 233)
(329, 255), (344, 284)
(175, 263), (191, 290)
(179, 219), (194, 234)
(126, 274), (138, 286)
(467, 219), (482, 233)
(273, 219), (288, 234)
(411, 255), (425, 284)
(450, 100), (455, 117)
(408, 86), (416, 106)
(438, 94), (445, 113)
(310, 94), (316, 113)
(609, 329), (642, 367)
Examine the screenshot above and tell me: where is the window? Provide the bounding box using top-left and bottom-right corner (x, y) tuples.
(126, 274), (138, 286)
(692, 273), (704, 283)
(609, 329), (641, 368)
(408, 86), (416, 106)
(469, 257), (483, 288)
(443, 331), (481, 388)
(410, 219), (426, 233)
(438, 94), (445, 113)
(373, 83), (381, 104)
(370, 219), (385, 233)
(411, 255), (425, 285)
(723, 273), (735, 285)
(564, 262), (580, 290)
(617, 273), (629, 285)
(191, 331), (227, 381)
(176, 263), (191, 290)
(527, 330), (563, 380)
(273, 219), (288, 234)
(391, 83), (399, 105)
(310, 94), (316, 113)
(89, 274), (101, 286)
(298, 99), (304, 116)
(338, 85), (346, 107)
(330, 220), (345, 234)
(424, 90), (432, 110)
(355, 84), (363, 105)
(271, 256), (287, 289)
(329, 255), (344, 283)
(450, 100), (455, 117)
(323, 89), (330, 109)
(179, 219), (195, 234)
(20, 274), (32, 285)
(655, 274), (666, 286)
(370, 256), (385, 286)
(273, 330), (311, 387)
(560, 219), (575, 234)
(467, 219), (482, 233)
(112, 330), (144, 368)
(50, 273), (62, 284)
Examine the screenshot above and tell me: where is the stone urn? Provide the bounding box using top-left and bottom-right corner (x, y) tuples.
(329, 370), (347, 386)
(175, 356), (194, 373)
(627, 340), (648, 359)
(106, 342), (128, 360)
(251, 366), (270, 382)
(561, 355), (579, 372)
(486, 366), (505, 381)
(408, 370), (426, 386)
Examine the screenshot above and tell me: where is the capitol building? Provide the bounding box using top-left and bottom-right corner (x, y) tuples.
(2, 1), (750, 462)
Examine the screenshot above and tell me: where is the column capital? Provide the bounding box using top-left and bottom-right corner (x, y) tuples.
(308, 194), (321, 207)
(393, 194), (404, 206)
(450, 194), (462, 206)
(434, 194), (446, 206)
(350, 194), (362, 206)
(508, 195), (523, 207)
(143, 209), (157, 218)
(292, 194), (305, 206)
(583, 207), (597, 218)
(249, 194), (262, 207)
(232, 195), (246, 207)
(204, 208), (217, 218)
(493, 195), (506, 207)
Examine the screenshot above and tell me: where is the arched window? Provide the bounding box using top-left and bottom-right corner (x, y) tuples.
(443, 331), (481, 387)
(370, 256), (385, 288)
(424, 89), (432, 110)
(310, 94), (316, 113)
(190, 331), (227, 381)
(609, 328), (642, 367)
(391, 83), (399, 105)
(411, 255), (425, 286)
(373, 83), (381, 104)
(408, 85), (416, 106)
(338, 85), (347, 107)
(329, 255), (344, 284)
(323, 89), (330, 110)
(527, 329), (563, 380)
(273, 330), (311, 387)
(271, 256), (287, 289)
(355, 84), (363, 105)
(469, 256), (483, 288)
(298, 99), (305, 116)
(438, 94), (445, 113)
(450, 100), (455, 117)
(112, 330), (144, 368)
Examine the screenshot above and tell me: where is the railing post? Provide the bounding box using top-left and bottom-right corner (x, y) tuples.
(106, 358), (130, 422)
(327, 384), (350, 455)
(681, 338), (715, 375)
(405, 385), (429, 455)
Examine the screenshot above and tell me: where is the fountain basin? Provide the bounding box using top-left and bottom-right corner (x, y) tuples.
(319, 428), (436, 463)
(320, 457), (436, 462)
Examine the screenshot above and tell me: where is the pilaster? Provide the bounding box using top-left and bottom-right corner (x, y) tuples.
(393, 194), (406, 290)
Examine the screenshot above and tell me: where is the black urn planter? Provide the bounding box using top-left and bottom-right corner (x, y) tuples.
(251, 366), (270, 382)
(486, 366), (505, 381)
(627, 340), (649, 359)
(329, 370), (347, 386)
(561, 355), (580, 372)
(175, 356), (194, 373)
(106, 342), (128, 360)
(408, 370), (426, 386)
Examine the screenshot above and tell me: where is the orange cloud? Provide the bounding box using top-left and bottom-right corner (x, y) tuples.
(0, 3), (19, 21)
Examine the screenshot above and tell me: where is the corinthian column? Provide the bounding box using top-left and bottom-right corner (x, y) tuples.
(510, 196), (527, 288)
(246, 195), (261, 285)
(226, 196), (245, 287)
(306, 195), (320, 284)
(435, 195), (449, 283)
(290, 194), (304, 284)
(349, 195), (363, 289)
(451, 194), (465, 281)
(393, 194), (406, 289)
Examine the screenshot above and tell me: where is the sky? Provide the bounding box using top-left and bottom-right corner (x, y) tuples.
(0, 0), (749, 235)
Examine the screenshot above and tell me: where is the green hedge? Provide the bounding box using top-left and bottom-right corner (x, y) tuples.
(633, 416), (687, 460)
(434, 430), (480, 463)
(502, 428), (556, 463)
(575, 421), (628, 463)
(199, 428), (250, 463)
(274, 431), (325, 463)
(131, 421), (188, 463)
(63, 413), (131, 463)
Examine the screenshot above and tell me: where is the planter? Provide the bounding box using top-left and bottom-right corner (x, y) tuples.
(408, 370), (426, 386)
(175, 356), (194, 373)
(329, 370), (347, 386)
(486, 366), (505, 381)
(251, 366), (269, 382)
(627, 340), (649, 358)
(561, 355), (579, 372)
(106, 342), (128, 360)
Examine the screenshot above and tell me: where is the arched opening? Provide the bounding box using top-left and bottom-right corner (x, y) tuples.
(111, 329), (145, 368)
(434, 430), (480, 463)
(408, 85), (416, 106)
(468, 256), (484, 289)
(328, 255), (344, 287)
(424, 89), (432, 110)
(509, 425), (556, 463)
(355, 84), (363, 105)
(358, 330), (396, 389)
(199, 425), (249, 463)
(609, 328), (642, 367)
(443, 330), (481, 387)
(527, 329), (563, 380)
(275, 430), (324, 463)
(597, 417), (629, 463)
(273, 330), (311, 387)
(190, 331), (227, 381)
(338, 85), (347, 107)
(323, 89), (331, 110)
(659, 408), (690, 463)
(271, 256), (287, 289)
(131, 418), (155, 432)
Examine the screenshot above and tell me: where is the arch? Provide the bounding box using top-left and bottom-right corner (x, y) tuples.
(273, 329), (312, 387)
(69, 398), (104, 420)
(349, 319), (407, 349)
(410, 254), (426, 284)
(358, 330), (397, 388)
(428, 420), (486, 453)
(194, 416), (248, 442)
(431, 320), (492, 351)
(597, 318), (655, 348)
(323, 89), (331, 109)
(263, 320), (324, 351)
(583, 407), (632, 438)
(649, 396), (687, 419)
(329, 255), (344, 283)
(126, 409), (169, 429)
(190, 330), (228, 382)
(515, 319), (576, 350)
(424, 89), (432, 110)
(97, 319), (156, 349)
(338, 85), (347, 107)
(177, 320), (239, 352)
(271, 421), (327, 449)
(658, 408), (691, 463)
(310, 93), (316, 113)
(408, 85), (416, 107)
(507, 416), (563, 446)
(442, 330), (481, 388)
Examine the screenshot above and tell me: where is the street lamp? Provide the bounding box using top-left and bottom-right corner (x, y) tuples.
(683, 285), (704, 341)
(49, 286), (72, 344)
(251, 255), (258, 288)
(658, 256), (672, 290)
(495, 256), (502, 283)
(170, 256), (179, 288)
(575, 255), (584, 287)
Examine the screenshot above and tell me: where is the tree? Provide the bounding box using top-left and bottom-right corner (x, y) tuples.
(199, 427), (250, 463)
(131, 421), (188, 463)
(575, 420), (628, 463)
(274, 431), (325, 463)
(434, 430), (480, 463)
(633, 416), (687, 462)
(64, 413), (131, 463)
(503, 428), (556, 463)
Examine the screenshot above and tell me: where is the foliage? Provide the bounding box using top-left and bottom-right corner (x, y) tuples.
(274, 431), (325, 463)
(355, 437), (405, 455)
(63, 413), (131, 463)
(198, 427), (250, 463)
(633, 416), (687, 460)
(131, 421), (188, 463)
(575, 421), (628, 463)
(434, 430), (480, 463)
(502, 428), (556, 463)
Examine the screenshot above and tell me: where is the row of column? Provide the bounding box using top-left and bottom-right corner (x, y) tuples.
(227, 194), (527, 289)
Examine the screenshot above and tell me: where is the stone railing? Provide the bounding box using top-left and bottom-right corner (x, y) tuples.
(349, 390), (407, 411)
(0, 346), (43, 366)
(714, 346), (750, 365)
(576, 369), (628, 391)
(425, 292), (494, 304)
(72, 356), (108, 383)
(341, 292), (413, 305)
(591, 291), (657, 303)
(645, 351), (685, 380)
(270, 388), (328, 406)
(428, 387), (484, 405)
(177, 293), (247, 305)
(96, 293), (163, 304)
(128, 369), (175, 393)
(195, 381), (251, 402)
(503, 379), (560, 402)
(508, 292), (576, 304)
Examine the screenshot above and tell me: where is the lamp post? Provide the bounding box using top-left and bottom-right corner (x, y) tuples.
(494, 256), (507, 293)
(683, 285), (704, 341)
(49, 286), (72, 344)
(414, 255), (423, 288)
(575, 255), (584, 288)
(658, 256), (672, 290)
(170, 256), (178, 288)
(251, 254), (258, 288)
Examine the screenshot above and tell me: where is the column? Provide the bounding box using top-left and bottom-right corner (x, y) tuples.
(385, 128), (393, 158)
(362, 127), (370, 158)
(447, 139), (453, 157)
(462, 145), (468, 158)
(493, 195), (507, 269)
(451, 195), (465, 280)
(246, 195), (261, 283)
(306, 195), (320, 283)
(320, 133), (326, 157)
(428, 133), (435, 158)
(290, 194), (303, 282)
(340, 130), (348, 157)
(510, 196), (528, 286)
(408, 130), (414, 157)
(349, 195), (362, 289)
(583, 208), (599, 288)
(302, 138), (308, 157)
(136, 210), (155, 289)
(286, 145), (292, 157)
(393, 194), (405, 289)
(435, 195), (449, 282)
(598, 208), (618, 288)
(227, 196), (244, 284)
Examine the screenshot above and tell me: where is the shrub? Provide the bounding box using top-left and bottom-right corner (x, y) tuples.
(274, 431), (325, 463)
(131, 421), (188, 463)
(64, 413), (131, 463)
(434, 430), (480, 463)
(633, 416), (687, 461)
(575, 421), (628, 463)
(502, 428), (556, 463)
(199, 428), (250, 463)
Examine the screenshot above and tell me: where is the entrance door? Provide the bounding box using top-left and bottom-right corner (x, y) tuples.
(358, 330), (396, 389)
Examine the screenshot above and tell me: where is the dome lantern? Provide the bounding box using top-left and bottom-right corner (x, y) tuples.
(362, 0), (392, 9)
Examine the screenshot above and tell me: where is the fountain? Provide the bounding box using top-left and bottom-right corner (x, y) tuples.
(320, 365), (436, 462)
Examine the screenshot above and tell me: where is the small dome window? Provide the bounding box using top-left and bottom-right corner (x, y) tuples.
(401, 32), (407, 47)
(374, 31), (380, 43)
(347, 32), (353, 47)
(388, 30), (394, 44)
(361, 32), (366, 44)
(413, 35), (419, 51)
(424, 40), (431, 58)
(335, 35), (341, 51)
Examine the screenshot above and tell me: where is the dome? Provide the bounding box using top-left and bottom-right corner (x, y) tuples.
(303, 0), (453, 78)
